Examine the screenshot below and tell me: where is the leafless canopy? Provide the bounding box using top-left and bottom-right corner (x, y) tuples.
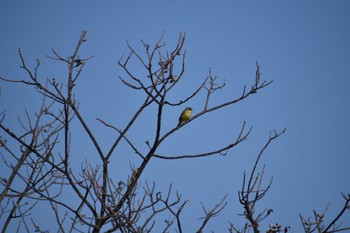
(1, 31), (349, 233)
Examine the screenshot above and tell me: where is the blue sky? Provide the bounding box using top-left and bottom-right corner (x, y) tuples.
(1, 1), (350, 232)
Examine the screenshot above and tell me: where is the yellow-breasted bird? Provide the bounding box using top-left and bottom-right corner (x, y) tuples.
(177, 107), (192, 126)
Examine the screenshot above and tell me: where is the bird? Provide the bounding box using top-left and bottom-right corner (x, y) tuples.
(177, 107), (192, 126)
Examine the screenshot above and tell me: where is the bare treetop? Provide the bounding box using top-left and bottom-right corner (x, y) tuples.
(1, 31), (349, 233)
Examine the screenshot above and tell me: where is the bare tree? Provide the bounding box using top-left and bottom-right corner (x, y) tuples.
(228, 129), (350, 233)
(299, 194), (350, 233)
(1, 31), (349, 233)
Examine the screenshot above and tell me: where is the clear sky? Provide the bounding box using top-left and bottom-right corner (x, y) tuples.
(1, 1), (350, 232)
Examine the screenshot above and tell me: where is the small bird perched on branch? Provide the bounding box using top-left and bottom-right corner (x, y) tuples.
(178, 107), (192, 126)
